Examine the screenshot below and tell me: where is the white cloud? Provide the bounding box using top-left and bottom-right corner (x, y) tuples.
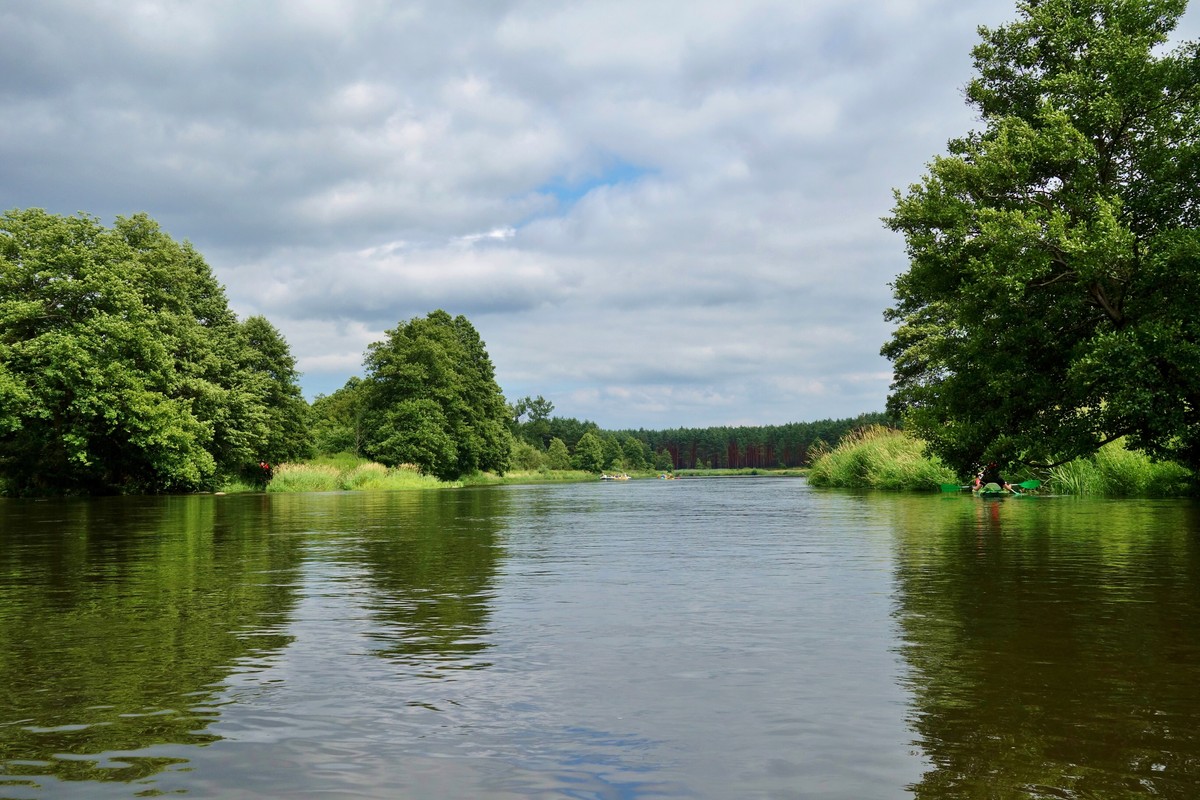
(5, 0), (1193, 427)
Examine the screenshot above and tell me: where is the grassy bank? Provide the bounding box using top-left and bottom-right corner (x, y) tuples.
(1046, 440), (1192, 497)
(216, 457), (458, 493)
(806, 426), (955, 490)
(460, 469), (600, 486)
(266, 461), (454, 492)
(806, 426), (1194, 497)
(673, 467), (806, 477)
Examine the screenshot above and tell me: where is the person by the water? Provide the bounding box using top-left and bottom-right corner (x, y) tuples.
(974, 461), (1012, 492)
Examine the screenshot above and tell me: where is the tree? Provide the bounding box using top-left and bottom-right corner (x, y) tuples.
(546, 437), (572, 470)
(0, 209), (285, 493)
(362, 310), (511, 480)
(621, 435), (648, 470)
(240, 315), (312, 464)
(311, 377), (369, 457)
(882, 0), (1200, 473)
(572, 431), (606, 472)
(512, 394), (555, 446)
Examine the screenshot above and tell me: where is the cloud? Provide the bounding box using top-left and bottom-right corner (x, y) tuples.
(5, 0), (1197, 427)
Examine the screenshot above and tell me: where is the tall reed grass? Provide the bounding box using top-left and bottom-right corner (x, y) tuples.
(264, 461), (455, 493)
(460, 469), (597, 486)
(807, 425), (955, 490)
(1047, 440), (1192, 497)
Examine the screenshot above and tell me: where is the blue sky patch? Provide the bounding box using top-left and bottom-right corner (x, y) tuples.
(536, 160), (653, 210)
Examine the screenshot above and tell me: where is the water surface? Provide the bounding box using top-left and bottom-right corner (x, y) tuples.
(1, 480), (1199, 798)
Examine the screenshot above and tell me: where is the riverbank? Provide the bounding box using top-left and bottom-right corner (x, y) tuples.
(806, 425), (1194, 497)
(218, 461), (809, 494)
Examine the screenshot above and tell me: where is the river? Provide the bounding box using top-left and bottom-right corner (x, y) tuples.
(1, 478), (1199, 798)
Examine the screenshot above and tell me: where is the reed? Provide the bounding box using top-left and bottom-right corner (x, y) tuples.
(1047, 440), (1192, 497)
(261, 461), (456, 493)
(807, 425), (955, 490)
(266, 463), (344, 493)
(460, 469), (597, 486)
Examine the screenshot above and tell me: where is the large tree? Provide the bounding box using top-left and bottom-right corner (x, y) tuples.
(240, 315), (313, 464)
(0, 209), (306, 493)
(362, 310), (511, 480)
(882, 0), (1200, 473)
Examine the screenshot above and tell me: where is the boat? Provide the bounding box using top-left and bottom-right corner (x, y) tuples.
(600, 473), (631, 481)
(940, 479), (1041, 496)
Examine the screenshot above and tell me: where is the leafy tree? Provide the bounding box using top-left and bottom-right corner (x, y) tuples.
(882, 0), (1200, 472)
(512, 394), (555, 446)
(546, 437), (572, 470)
(510, 437), (545, 471)
(621, 435), (648, 470)
(0, 209), (287, 493)
(602, 434), (623, 470)
(572, 431), (606, 472)
(654, 448), (675, 472)
(311, 377), (368, 457)
(240, 315), (312, 464)
(545, 416), (600, 451)
(362, 310), (510, 480)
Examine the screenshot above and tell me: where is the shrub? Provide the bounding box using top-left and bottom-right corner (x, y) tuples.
(1048, 440), (1192, 497)
(807, 426), (955, 490)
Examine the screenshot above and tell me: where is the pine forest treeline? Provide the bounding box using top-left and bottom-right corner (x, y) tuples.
(503, 396), (888, 471)
(621, 415), (889, 470)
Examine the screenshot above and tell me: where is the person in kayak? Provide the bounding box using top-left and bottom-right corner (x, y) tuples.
(974, 461), (1012, 492)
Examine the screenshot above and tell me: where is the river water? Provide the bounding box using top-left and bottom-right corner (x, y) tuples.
(1, 478), (1199, 799)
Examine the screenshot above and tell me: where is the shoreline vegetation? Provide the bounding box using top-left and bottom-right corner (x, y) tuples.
(217, 430), (1195, 498)
(806, 426), (1194, 498)
(215, 458), (810, 494)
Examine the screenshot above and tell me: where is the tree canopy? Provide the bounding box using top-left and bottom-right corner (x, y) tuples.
(0, 209), (309, 493)
(882, 0), (1200, 473)
(361, 310), (511, 480)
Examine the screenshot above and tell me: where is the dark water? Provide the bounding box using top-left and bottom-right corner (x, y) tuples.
(1, 480), (1199, 799)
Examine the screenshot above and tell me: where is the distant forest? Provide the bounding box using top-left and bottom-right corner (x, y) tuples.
(619, 415), (890, 469)
(506, 400), (889, 471)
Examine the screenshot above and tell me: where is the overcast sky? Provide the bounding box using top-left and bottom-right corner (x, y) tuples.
(4, 2), (1198, 429)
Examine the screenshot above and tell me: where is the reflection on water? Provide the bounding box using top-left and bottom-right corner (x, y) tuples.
(3, 484), (1200, 798)
(891, 495), (1200, 798)
(0, 494), (303, 793)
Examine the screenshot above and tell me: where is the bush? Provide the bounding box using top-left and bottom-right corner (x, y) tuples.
(807, 426), (955, 490)
(266, 463), (343, 492)
(511, 439), (546, 471)
(1048, 440), (1192, 497)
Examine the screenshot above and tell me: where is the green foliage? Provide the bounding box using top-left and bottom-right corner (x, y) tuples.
(546, 437), (572, 470)
(621, 435), (648, 470)
(0, 209), (308, 494)
(241, 315), (312, 463)
(612, 413), (888, 470)
(510, 437), (546, 471)
(361, 310), (511, 481)
(807, 426), (956, 490)
(310, 378), (368, 457)
(654, 448), (675, 471)
(1047, 439), (1192, 497)
(265, 461), (452, 492)
(512, 394), (554, 446)
(882, 1), (1200, 474)
(459, 468), (596, 486)
(572, 430), (607, 472)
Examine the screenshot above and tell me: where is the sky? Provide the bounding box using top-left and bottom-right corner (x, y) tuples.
(4, 1), (1199, 430)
